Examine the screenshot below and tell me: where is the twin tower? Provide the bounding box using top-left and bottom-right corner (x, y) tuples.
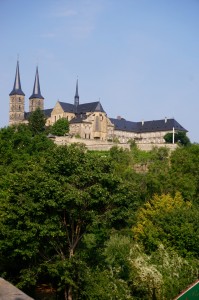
(9, 61), (44, 125)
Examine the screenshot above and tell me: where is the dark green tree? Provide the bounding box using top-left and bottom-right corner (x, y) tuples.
(164, 131), (190, 146)
(0, 124), (54, 173)
(1, 125), (198, 300)
(169, 144), (199, 202)
(50, 118), (69, 136)
(0, 144), (139, 299)
(28, 108), (46, 134)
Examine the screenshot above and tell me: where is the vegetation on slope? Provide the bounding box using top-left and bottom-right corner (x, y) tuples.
(0, 121), (198, 300)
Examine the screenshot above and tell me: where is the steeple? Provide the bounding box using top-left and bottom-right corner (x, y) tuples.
(9, 60), (25, 125)
(29, 66), (44, 112)
(29, 66), (44, 100)
(74, 79), (79, 107)
(9, 61), (25, 96)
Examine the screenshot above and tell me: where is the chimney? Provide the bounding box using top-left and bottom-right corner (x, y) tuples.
(142, 120), (144, 126)
(117, 116), (122, 120)
(165, 117), (167, 123)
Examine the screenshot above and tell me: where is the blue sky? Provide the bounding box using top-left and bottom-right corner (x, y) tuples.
(0, 0), (199, 142)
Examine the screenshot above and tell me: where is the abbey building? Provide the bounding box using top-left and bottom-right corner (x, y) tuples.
(9, 61), (187, 144)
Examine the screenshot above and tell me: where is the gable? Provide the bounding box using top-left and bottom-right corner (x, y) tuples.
(51, 101), (65, 115)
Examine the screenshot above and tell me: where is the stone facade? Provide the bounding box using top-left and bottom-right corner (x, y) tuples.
(49, 101), (75, 125)
(69, 112), (114, 141)
(9, 61), (188, 144)
(29, 97), (44, 113)
(113, 128), (173, 144)
(9, 94), (25, 125)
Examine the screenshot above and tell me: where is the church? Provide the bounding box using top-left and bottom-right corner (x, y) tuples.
(9, 61), (187, 144)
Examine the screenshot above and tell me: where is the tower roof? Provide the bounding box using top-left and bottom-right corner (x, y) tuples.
(9, 61), (25, 96)
(74, 79), (79, 107)
(75, 79), (79, 99)
(29, 66), (44, 99)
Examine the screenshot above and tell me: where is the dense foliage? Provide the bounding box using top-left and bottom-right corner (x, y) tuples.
(28, 108), (47, 134)
(0, 124), (198, 300)
(50, 118), (69, 136)
(164, 131), (190, 146)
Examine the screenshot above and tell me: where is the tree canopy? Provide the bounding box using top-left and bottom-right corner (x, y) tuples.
(164, 131), (190, 146)
(28, 108), (46, 134)
(50, 118), (69, 136)
(0, 125), (198, 300)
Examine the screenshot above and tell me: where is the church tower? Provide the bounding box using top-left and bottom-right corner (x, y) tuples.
(29, 66), (44, 112)
(9, 61), (25, 125)
(74, 79), (79, 108)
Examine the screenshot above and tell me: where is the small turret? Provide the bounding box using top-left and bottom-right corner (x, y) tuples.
(9, 61), (25, 125)
(29, 66), (44, 112)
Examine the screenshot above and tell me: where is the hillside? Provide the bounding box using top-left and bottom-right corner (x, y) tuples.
(0, 124), (198, 300)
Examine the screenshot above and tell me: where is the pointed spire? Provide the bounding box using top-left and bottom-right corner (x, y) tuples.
(9, 61), (25, 96)
(74, 79), (79, 107)
(29, 66), (44, 99)
(75, 79), (79, 98)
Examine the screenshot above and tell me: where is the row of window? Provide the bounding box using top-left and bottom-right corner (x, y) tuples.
(53, 115), (74, 122)
(10, 105), (23, 111)
(9, 113), (24, 120)
(11, 97), (23, 103)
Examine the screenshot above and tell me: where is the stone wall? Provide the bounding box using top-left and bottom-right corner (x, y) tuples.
(137, 143), (178, 151)
(52, 136), (177, 152)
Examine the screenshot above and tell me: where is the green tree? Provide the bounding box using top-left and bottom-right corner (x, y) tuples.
(0, 124), (54, 173)
(0, 144), (139, 299)
(132, 193), (199, 257)
(150, 244), (199, 299)
(50, 118), (69, 136)
(145, 147), (171, 199)
(164, 131), (190, 146)
(169, 144), (199, 202)
(28, 108), (46, 134)
(110, 146), (133, 174)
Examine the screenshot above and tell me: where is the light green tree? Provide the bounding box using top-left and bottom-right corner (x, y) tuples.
(50, 118), (69, 136)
